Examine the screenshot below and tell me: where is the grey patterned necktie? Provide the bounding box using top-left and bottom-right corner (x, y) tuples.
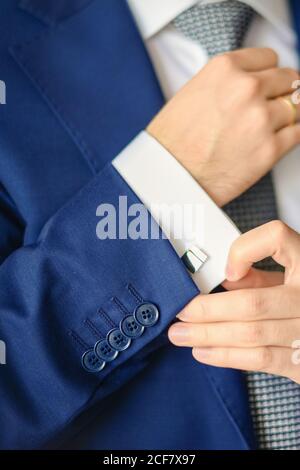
(174, 0), (300, 450)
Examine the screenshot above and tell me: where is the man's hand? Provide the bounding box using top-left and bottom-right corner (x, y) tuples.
(168, 221), (300, 384)
(147, 48), (300, 207)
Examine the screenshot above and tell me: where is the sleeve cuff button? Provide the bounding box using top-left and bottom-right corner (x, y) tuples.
(134, 302), (159, 327)
(81, 349), (106, 373)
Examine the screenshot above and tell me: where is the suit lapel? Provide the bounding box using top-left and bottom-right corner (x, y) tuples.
(11, 0), (255, 449)
(11, 0), (164, 174)
(19, 0), (95, 26)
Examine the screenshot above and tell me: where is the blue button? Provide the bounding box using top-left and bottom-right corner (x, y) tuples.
(94, 339), (119, 362)
(107, 328), (131, 351)
(134, 302), (159, 327)
(81, 349), (105, 373)
(120, 315), (145, 339)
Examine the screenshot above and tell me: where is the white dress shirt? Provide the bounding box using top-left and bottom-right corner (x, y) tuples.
(113, 0), (300, 293)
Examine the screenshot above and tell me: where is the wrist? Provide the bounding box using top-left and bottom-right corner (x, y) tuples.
(146, 125), (225, 207)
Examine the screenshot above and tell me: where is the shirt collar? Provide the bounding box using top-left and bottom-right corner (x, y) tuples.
(127, 0), (293, 41)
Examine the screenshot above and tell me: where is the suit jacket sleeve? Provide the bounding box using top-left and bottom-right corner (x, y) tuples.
(0, 162), (199, 449)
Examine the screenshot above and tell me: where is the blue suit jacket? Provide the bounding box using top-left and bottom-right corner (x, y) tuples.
(0, 0), (299, 450)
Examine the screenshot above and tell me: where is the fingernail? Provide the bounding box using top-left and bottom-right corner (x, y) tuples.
(176, 309), (188, 321)
(168, 323), (189, 345)
(193, 348), (211, 360)
(226, 264), (237, 281)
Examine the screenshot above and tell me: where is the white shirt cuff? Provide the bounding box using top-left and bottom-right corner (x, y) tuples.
(112, 131), (241, 294)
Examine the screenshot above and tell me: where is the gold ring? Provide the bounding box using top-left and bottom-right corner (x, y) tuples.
(279, 96), (298, 126)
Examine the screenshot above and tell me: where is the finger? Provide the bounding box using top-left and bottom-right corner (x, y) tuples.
(222, 267), (284, 290)
(177, 286), (297, 323)
(275, 122), (300, 157)
(226, 221), (300, 282)
(269, 97), (300, 131)
(255, 68), (299, 99)
(229, 47), (278, 71)
(168, 318), (300, 348)
(192, 346), (300, 382)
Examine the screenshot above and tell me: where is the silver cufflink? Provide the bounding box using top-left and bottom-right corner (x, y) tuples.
(181, 246), (208, 274)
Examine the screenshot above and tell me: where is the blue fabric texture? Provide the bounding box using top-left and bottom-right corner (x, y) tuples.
(2, 0), (296, 450)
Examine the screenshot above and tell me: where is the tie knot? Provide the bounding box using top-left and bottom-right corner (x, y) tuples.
(173, 0), (256, 57)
